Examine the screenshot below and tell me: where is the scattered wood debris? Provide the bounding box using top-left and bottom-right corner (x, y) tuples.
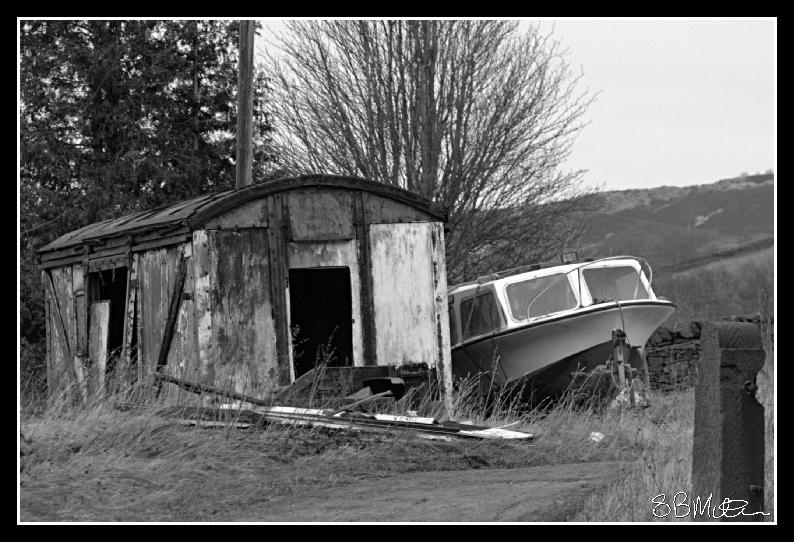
(145, 373), (534, 442)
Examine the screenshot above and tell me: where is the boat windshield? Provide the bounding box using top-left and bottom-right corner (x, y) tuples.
(460, 292), (501, 340)
(582, 265), (649, 303)
(505, 273), (578, 321)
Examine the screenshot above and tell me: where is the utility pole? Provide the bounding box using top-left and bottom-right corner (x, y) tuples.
(236, 20), (255, 189)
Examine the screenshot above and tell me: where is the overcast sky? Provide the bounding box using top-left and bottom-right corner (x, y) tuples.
(256, 18), (775, 192)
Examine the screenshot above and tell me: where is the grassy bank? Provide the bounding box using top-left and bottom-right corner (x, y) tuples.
(20, 378), (695, 522)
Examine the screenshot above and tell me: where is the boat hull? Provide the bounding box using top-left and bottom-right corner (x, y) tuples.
(451, 300), (676, 395)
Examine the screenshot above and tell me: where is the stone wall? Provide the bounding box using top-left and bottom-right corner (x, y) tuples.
(644, 315), (773, 392)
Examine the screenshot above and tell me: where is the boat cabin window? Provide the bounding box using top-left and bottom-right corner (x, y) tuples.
(448, 300), (459, 345)
(505, 273), (578, 321)
(460, 292), (501, 340)
(582, 266), (649, 303)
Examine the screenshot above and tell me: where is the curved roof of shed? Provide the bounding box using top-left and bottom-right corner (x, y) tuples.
(39, 175), (446, 255)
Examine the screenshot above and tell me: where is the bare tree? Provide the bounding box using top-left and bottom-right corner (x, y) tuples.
(263, 20), (596, 282)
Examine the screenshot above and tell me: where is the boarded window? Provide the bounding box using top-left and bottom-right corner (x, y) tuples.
(583, 266), (649, 303)
(506, 274), (578, 320)
(460, 293), (501, 340)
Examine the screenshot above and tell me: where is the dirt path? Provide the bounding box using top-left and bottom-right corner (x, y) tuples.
(226, 461), (631, 522)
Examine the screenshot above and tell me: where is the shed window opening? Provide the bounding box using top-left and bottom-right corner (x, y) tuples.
(582, 266), (649, 303)
(505, 273), (578, 321)
(460, 292), (500, 340)
(88, 267), (129, 373)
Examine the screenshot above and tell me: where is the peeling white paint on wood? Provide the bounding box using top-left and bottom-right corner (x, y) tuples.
(73, 265), (87, 357)
(429, 223), (454, 413)
(121, 254), (138, 371)
(89, 301), (110, 396)
(205, 229), (278, 396)
(192, 230), (214, 386)
(369, 223), (439, 367)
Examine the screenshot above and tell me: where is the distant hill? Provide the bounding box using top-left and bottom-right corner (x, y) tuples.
(575, 173), (774, 271)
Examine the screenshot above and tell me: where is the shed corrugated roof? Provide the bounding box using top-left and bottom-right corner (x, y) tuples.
(39, 175), (446, 255)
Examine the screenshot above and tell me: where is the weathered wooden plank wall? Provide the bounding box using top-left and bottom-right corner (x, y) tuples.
(88, 300), (110, 395)
(44, 266), (76, 394)
(267, 194), (292, 385)
(203, 199), (268, 229)
(353, 193), (376, 365)
(136, 244), (190, 378)
(163, 253), (197, 381)
(288, 190), (355, 241)
(193, 230), (214, 389)
(429, 223), (454, 411)
(44, 186), (450, 404)
(369, 223), (439, 367)
(205, 229), (278, 396)
(73, 265), (87, 358)
(120, 253), (138, 373)
(364, 192), (437, 224)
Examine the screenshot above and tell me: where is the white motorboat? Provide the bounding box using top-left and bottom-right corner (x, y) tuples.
(448, 256), (676, 398)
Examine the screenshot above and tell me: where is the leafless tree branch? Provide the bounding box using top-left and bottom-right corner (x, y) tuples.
(262, 20), (598, 282)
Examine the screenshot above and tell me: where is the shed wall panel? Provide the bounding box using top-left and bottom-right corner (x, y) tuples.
(204, 199), (268, 229)
(288, 190), (355, 240)
(73, 265), (87, 357)
(429, 223), (454, 410)
(164, 256), (198, 384)
(46, 266), (76, 392)
(206, 229), (278, 395)
(137, 244), (188, 377)
(369, 223), (439, 367)
(193, 230), (214, 386)
(88, 300), (110, 394)
(287, 240), (363, 367)
(365, 193), (437, 224)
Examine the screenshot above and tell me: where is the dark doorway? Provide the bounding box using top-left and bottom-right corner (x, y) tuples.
(289, 267), (353, 378)
(88, 267), (128, 370)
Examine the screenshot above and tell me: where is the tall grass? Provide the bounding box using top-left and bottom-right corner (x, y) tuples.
(21, 346), (698, 522)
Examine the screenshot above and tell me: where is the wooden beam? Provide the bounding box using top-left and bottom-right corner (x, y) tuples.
(236, 20), (255, 189)
(156, 255), (188, 372)
(267, 194), (292, 385)
(89, 301), (111, 397)
(120, 252), (138, 374)
(353, 192), (376, 365)
(42, 271), (53, 396)
(43, 270), (87, 404)
(153, 372), (285, 407)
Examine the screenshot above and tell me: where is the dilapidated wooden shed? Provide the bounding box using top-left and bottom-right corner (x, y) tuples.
(39, 175), (453, 406)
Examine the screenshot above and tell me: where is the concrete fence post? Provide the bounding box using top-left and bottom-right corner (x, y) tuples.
(692, 321), (766, 521)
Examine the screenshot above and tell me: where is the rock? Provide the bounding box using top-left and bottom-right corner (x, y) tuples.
(651, 328), (673, 346)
